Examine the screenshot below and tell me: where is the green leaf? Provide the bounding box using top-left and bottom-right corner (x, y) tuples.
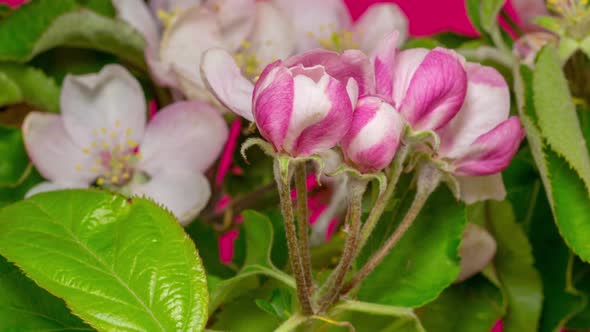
(210, 296), (280, 332)
(0, 126), (31, 187)
(567, 257), (590, 329)
(0, 0), (146, 69)
(465, 0), (484, 34)
(357, 186), (466, 307)
(0, 190), (209, 331)
(533, 45), (590, 192)
(0, 63), (60, 113)
(185, 220), (236, 279)
(480, 0), (507, 33)
(208, 210), (294, 314)
(471, 201), (543, 332)
(316, 300), (425, 332)
(419, 275), (504, 332)
(0, 256), (93, 331)
(0, 168), (43, 208)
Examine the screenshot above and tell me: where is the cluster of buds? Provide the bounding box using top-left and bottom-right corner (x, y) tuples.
(202, 31), (524, 202)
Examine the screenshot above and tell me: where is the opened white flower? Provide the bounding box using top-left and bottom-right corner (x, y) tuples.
(23, 64), (228, 225)
(115, 0), (408, 100)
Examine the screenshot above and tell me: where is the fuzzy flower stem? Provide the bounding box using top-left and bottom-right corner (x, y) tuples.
(276, 160), (314, 315)
(318, 177), (367, 313)
(357, 142), (410, 254)
(295, 163), (314, 295)
(341, 164), (441, 296)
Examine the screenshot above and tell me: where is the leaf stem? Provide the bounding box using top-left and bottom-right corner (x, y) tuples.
(341, 164), (441, 295)
(357, 142), (410, 254)
(295, 163), (314, 295)
(318, 177), (367, 313)
(275, 160), (314, 315)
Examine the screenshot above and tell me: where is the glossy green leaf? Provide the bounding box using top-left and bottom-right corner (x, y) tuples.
(534, 46), (590, 191)
(208, 210), (294, 314)
(0, 0), (146, 68)
(419, 275), (504, 332)
(0, 190), (209, 331)
(471, 201), (543, 332)
(0, 63), (60, 112)
(0, 126), (31, 187)
(358, 186), (466, 307)
(0, 256), (93, 331)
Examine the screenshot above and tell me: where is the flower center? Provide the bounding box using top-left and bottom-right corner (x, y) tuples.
(547, 0), (590, 38)
(75, 121), (142, 189)
(233, 40), (264, 80)
(307, 23), (358, 52)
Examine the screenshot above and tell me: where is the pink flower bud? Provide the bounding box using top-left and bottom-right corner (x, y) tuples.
(341, 96), (404, 173)
(253, 55), (359, 157)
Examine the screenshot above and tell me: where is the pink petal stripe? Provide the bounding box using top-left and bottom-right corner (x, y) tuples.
(219, 229), (239, 264)
(216, 118), (242, 187)
(148, 100), (158, 121)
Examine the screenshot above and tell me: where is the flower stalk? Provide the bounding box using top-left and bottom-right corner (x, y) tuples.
(317, 177), (367, 313)
(341, 163), (441, 295)
(294, 162), (314, 295)
(275, 159), (314, 315)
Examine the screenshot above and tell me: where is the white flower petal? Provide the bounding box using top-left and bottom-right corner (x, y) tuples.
(160, 6), (225, 97)
(249, 1), (295, 66)
(274, 0), (352, 52)
(201, 48), (255, 121)
(60, 64), (146, 149)
(139, 101), (228, 174)
(456, 223), (497, 282)
(150, 0), (202, 13)
(23, 112), (95, 184)
(353, 3), (408, 53)
(391, 48), (429, 107)
(113, 0), (160, 49)
(208, 0), (256, 49)
(457, 174), (507, 204)
(25, 181), (88, 198)
(132, 170), (211, 225)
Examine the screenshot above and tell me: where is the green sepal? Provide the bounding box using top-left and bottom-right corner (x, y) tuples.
(240, 138), (276, 164)
(327, 164), (387, 196)
(407, 128), (441, 152)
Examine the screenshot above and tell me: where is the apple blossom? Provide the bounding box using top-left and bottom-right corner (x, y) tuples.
(436, 64), (525, 203)
(23, 65), (228, 225)
(203, 48), (370, 157)
(341, 96), (404, 173)
(371, 33), (468, 133)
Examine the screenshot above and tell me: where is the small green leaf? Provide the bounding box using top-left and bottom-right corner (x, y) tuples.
(0, 126), (30, 187)
(208, 210), (294, 314)
(533, 45), (590, 192)
(471, 201), (543, 332)
(0, 0), (146, 69)
(211, 296), (280, 332)
(0, 256), (92, 331)
(0, 190), (209, 331)
(419, 275), (504, 332)
(465, 0), (484, 34)
(357, 186), (466, 307)
(0, 63), (60, 113)
(480, 0), (507, 33)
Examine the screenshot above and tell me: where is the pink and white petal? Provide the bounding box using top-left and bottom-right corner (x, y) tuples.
(286, 75), (353, 156)
(23, 112), (95, 184)
(146, 48), (179, 88)
(25, 181), (89, 198)
(208, 0), (256, 49)
(454, 117), (525, 176)
(151, 0), (202, 12)
(249, 1), (295, 66)
(113, 0), (160, 50)
(371, 32), (399, 98)
(354, 3), (408, 54)
(273, 0), (352, 52)
(284, 49), (374, 95)
(438, 64), (510, 159)
(390, 48), (428, 106)
(139, 101), (229, 174)
(253, 64), (294, 152)
(399, 48), (468, 131)
(201, 48), (254, 121)
(457, 174), (507, 204)
(456, 223), (497, 281)
(60, 64), (147, 149)
(160, 7), (225, 93)
(132, 170), (211, 225)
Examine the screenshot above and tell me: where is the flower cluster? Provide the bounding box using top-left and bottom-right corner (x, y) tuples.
(203, 32), (525, 203)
